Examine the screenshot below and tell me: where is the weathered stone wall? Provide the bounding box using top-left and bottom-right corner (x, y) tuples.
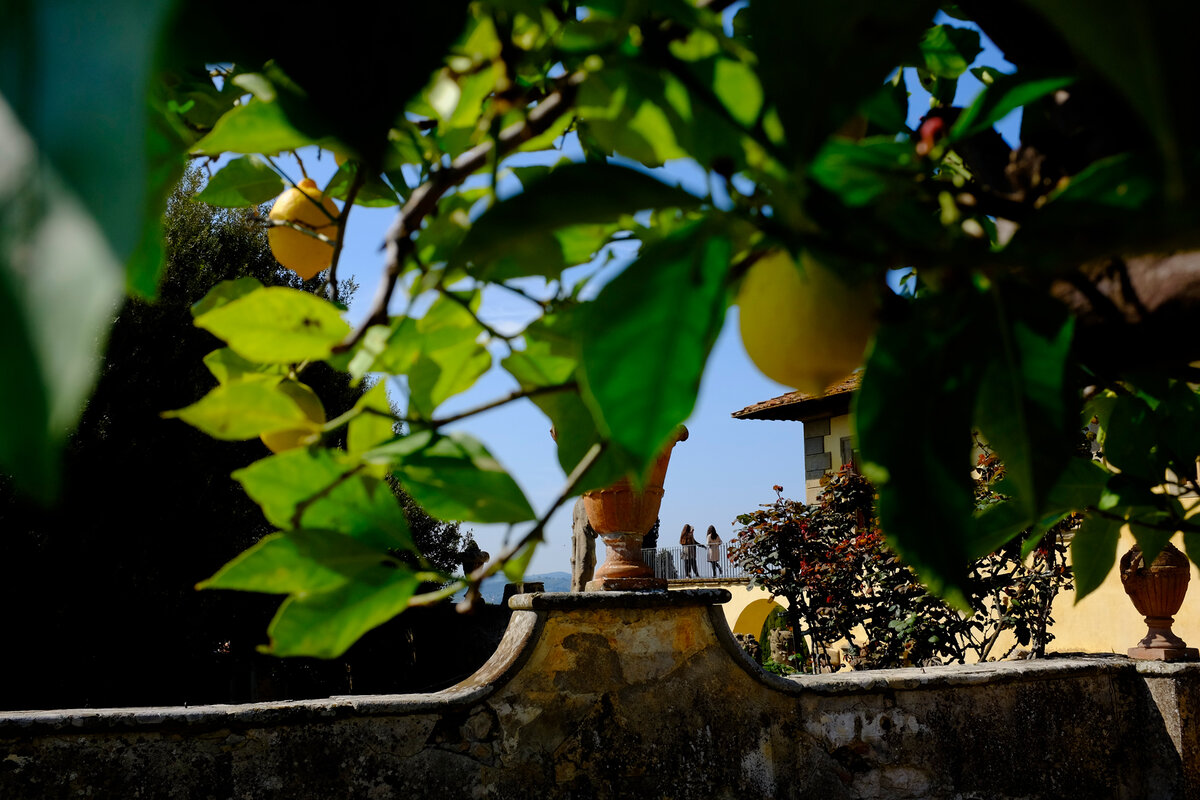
(1, 590), (1196, 799)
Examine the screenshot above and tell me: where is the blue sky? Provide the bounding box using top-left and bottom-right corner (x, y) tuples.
(256, 14), (1019, 575)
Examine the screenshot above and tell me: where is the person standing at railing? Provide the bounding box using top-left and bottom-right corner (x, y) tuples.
(706, 526), (723, 577)
(680, 524), (701, 578)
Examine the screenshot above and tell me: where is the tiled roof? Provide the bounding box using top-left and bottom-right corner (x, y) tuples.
(731, 372), (861, 422)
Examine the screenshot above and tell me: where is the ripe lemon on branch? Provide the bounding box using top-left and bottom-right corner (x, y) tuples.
(268, 178), (339, 280)
(737, 250), (878, 394)
(260, 380), (326, 454)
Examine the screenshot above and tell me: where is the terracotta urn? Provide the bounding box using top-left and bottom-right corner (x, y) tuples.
(1120, 542), (1198, 661)
(583, 426), (688, 591)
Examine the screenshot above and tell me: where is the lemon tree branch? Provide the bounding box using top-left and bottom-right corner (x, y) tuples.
(407, 440), (606, 610)
(326, 169), (365, 304)
(335, 71), (586, 353)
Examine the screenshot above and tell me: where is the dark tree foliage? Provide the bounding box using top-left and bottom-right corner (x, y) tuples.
(0, 168), (467, 710)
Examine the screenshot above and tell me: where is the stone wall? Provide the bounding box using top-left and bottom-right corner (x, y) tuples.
(1, 590), (1196, 799)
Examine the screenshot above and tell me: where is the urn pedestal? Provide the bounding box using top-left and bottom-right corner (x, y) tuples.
(1120, 542), (1199, 661)
(583, 427), (688, 592)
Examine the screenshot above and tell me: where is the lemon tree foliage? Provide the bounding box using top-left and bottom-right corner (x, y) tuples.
(7, 0), (1200, 657)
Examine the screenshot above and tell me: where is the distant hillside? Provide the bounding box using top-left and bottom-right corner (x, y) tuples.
(478, 572), (571, 604)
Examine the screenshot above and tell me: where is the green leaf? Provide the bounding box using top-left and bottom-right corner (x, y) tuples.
(859, 78), (910, 134)
(194, 286), (350, 363)
(973, 293), (1074, 522)
(503, 338), (578, 391)
(162, 379), (312, 440)
(346, 318), (420, 381)
(1183, 530), (1200, 571)
(348, 381), (397, 457)
(746, 0), (938, 161)
(855, 290), (988, 608)
(810, 138), (920, 207)
(1028, 0), (1200, 196)
(708, 58), (763, 127)
(264, 564), (421, 658)
(579, 221), (731, 470)
(1071, 515), (1121, 602)
(246, 2), (471, 170)
(324, 161), (400, 208)
(0, 101), (124, 499)
(127, 112), (186, 298)
(234, 449), (413, 552)
(1104, 395), (1167, 479)
(193, 155), (285, 207)
(1130, 523), (1174, 568)
(951, 74), (1074, 140)
(191, 277), (264, 318)
(917, 25), (981, 79)
(202, 348), (287, 384)
(503, 540), (538, 583)
(403, 294), (491, 419)
(407, 344), (492, 420)
(2, 0), (174, 272)
(456, 163), (702, 280)
(388, 431), (535, 524)
(199, 529), (394, 594)
(191, 100), (316, 156)
(1155, 382), (1200, 469)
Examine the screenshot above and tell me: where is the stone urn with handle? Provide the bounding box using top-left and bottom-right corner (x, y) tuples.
(582, 426), (688, 591)
(1120, 542), (1199, 661)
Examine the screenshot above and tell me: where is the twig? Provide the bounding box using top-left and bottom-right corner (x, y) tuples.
(408, 440), (607, 609)
(440, 287), (516, 342)
(424, 381), (578, 430)
(498, 281), (553, 310)
(263, 218), (337, 244)
(334, 70), (587, 354)
(327, 169), (365, 304)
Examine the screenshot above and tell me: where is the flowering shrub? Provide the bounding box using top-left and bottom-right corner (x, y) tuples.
(731, 464), (1074, 671)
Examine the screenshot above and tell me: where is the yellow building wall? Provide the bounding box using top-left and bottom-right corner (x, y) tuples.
(1051, 527), (1200, 655)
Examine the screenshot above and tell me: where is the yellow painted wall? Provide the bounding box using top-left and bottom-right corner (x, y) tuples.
(1051, 527), (1200, 655)
(830, 415), (854, 471)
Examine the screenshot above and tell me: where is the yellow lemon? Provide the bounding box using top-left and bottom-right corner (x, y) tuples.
(737, 250), (877, 394)
(260, 380), (326, 454)
(267, 178), (339, 280)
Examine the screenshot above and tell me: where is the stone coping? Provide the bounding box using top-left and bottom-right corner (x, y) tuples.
(5, 654), (1172, 732)
(507, 588), (731, 610)
(789, 651), (1200, 694)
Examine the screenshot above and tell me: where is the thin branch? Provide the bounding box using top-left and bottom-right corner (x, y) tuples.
(469, 441), (608, 606)
(498, 281), (553, 311)
(263, 218), (337, 245)
(411, 440), (607, 610)
(424, 381), (578, 430)
(326, 168), (365, 304)
(440, 287), (516, 342)
(334, 70), (587, 353)
(322, 404), (400, 434)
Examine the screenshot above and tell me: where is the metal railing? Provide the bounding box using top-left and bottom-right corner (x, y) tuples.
(641, 544), (748, 582)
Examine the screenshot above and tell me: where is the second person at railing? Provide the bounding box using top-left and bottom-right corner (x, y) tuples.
(707, 526), (723, 578)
